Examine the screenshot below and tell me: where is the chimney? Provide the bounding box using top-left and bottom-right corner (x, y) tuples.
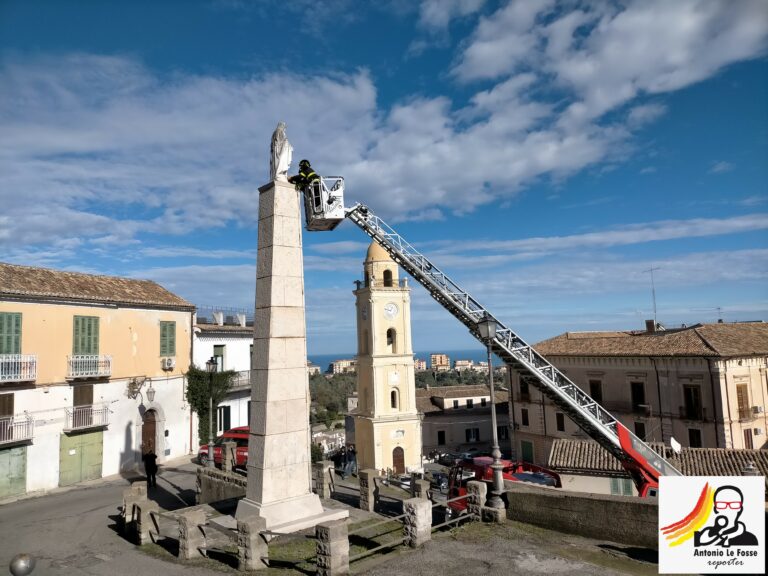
(213, 311), (224, 326)
(237, 313), (246, 327)
(645, 319), (656, 333)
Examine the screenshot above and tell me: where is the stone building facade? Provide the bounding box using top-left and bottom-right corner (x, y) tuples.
(352, 242), (421, 474)
(506, 322), (768, 466)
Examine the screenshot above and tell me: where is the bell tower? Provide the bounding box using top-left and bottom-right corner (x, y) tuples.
(353, 242), (422, 474)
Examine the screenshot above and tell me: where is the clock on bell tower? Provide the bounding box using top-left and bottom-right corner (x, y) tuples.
(353, 242), (422, 474)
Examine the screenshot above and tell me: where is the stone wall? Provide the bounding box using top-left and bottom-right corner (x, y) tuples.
(197, 467), (247, 504)
(504, 481), (658, 549)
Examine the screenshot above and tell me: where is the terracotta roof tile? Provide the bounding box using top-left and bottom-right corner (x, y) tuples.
(548, 438), (768, 478)
(535, 323), (768, 358)
(415, 384), (508, 415)
(0, 262), (194, 310)
(196, 323), (253, 334)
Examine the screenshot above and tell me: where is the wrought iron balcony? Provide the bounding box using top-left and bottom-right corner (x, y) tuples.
(66, 355), (112, 379)
(64, 404), (109, 431)
(0, 354), (37, 383)
(229, 370), (252, 392)
(0, 413), (34, 445)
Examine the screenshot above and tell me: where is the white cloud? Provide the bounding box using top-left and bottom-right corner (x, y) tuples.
(709, 160), (734, 174)
(418, 0), (486, 30)
(627, 103), (667, 128)
(309, 241), (372, 255)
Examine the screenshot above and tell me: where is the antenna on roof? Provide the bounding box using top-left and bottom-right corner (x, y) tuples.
(643, 266), (661, 326)
(692, 306), (723, 323)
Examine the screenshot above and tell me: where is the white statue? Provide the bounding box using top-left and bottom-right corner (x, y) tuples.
(269, 121), (293, 182)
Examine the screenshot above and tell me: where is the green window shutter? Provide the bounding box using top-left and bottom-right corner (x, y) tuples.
(610, 477), (619, 495)
(160, 322), (168, 356)
(0, 313), (22, 354)
(168, 322), (176, 356)
(73, 316), (99, 355)
(73, 316), (83, 355)
(160, 321), (176, 356)
(622, 478), (633, 496)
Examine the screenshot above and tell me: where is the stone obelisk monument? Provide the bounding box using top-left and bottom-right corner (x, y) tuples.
(236, 124), (347, 531)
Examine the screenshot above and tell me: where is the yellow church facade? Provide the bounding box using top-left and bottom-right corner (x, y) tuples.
(353, 242), (422, 474)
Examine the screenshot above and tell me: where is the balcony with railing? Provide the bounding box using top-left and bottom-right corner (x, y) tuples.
(0, 413), (34, 445)
(66, 355), (112, 379)
(679, 405), (706, 421)
(0, 354), (37, 383)
(64, 404), (109, 432)
(229, 370), (252, 392)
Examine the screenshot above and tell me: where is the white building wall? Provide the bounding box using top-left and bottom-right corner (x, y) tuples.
(12, 376), (195, 495)
(193, 333), (253, 372)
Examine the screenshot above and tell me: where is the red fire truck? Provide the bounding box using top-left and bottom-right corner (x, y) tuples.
(445, 456), (561, 519)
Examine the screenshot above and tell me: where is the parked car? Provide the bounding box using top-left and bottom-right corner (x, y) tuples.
(427, 471), (449, 491)
(197, 426), (249, 469)
(438, 452), (460, 466)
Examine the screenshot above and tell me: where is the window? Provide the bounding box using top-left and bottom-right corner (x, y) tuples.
(743, 428), (754, 449)
(481, 398), (487, 407)
(247, 400), (252, 427)
(466, 399), (474, 409)
(630, 381), (645, 412)
(683, 385), (702, 420)
(250, 344), (254, 370)
(465, 427), (480, 442)
(437, 430), (446, 446)
(0, 312), (21, 354)
(383, 269), (393, 287)
(73, 384), (94, 426)
(634, 421), (646, 441)
(498, 425), (509, 441)
(386, 328), (397, 353)
(610, 477), (634, 496)
(453, 400), (459, 409)
(520, 379), (530, 401)
(213, 345), (225, 371)
(74, 384), (93, 406)
(160, 321), (176, 356)
(0, 393), (14, 417)
(217, 405), (231, 433)
(521, 408), (529, 427)
(73, 316), (99, 355)
(521, 440), (534, 463)
(390, 389), (399, 410)
(688, 428), (702, 448)
(589, 380), (602, 404)
(736, 384), (750, 420)
(556, 412), (565, 432)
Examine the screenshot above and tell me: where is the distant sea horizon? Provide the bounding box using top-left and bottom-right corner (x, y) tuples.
(308, 348), (501, 372)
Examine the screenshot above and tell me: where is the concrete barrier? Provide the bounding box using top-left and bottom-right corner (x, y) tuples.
(504, 481), (658, 549)
(197, 467), (247, 505)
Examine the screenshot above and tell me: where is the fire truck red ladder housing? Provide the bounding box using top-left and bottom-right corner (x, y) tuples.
(345, 203), (682, 494)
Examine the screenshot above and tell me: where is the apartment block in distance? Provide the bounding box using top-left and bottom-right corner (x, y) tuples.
(430, 353), (451, 372)
(0, 262), (196, 499)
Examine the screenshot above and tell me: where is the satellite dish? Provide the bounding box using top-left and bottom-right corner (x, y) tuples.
(670, 436), (682, 454)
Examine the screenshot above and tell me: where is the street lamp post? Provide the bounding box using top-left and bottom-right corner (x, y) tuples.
(477, 312), (505, 509)
(206, 356), (217, 468)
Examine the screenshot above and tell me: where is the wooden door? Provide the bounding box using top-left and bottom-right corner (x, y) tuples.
(392, 446), (405, 474)
(142, 409), (157, 453)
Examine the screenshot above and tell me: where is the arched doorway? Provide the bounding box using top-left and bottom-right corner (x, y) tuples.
(392, 446), (405, 474)
(142, 409), (157, 454)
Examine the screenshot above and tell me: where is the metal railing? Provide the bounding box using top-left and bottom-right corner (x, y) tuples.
(0, 414), (34, 445)
(0, 354), (37, 383)
(229, 370), (251, 391)
(64, 404), (109, 431)
(66, 355), (112, 379)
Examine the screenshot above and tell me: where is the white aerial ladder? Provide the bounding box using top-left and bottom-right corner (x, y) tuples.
(302, 177), (682, 496)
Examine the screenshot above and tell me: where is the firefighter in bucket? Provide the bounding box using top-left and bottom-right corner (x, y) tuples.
(288, 159), (322, 214)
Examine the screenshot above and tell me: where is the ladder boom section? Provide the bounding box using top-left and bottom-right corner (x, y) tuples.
(345, 203), (681, 487)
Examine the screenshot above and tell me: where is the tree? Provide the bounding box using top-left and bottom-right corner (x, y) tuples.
(185, 365), (237, 446)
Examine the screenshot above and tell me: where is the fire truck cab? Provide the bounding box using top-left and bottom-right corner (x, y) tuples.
(446, 457), (562, 519)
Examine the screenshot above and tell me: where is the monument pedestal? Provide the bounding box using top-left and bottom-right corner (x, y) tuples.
(235, 178), (347, 532)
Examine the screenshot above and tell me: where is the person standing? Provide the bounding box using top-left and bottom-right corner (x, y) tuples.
(142, 446), (158, 488)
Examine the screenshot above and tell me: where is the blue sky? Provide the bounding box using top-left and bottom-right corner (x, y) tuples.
(1, 0), (767, 355)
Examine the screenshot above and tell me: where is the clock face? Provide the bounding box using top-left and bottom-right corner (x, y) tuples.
(383, 302), (399, 320)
